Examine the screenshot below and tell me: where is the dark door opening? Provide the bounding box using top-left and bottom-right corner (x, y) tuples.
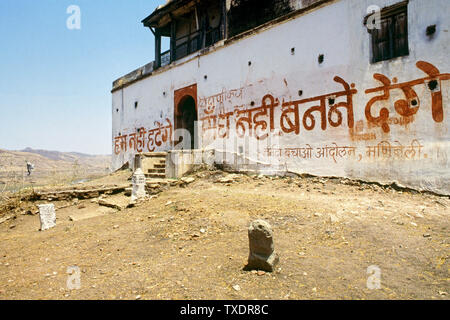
(174, 84), (198, 150)
(176, 95), (197, 150)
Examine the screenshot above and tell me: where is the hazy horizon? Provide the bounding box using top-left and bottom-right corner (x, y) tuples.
(0, 146), (112, 157)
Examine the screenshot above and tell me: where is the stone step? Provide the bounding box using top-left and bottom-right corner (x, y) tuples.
(154, 164), (166, 169)
(148, 168), (165, 174)
(145, 173), (166, 179)
(143, 152), (167, 158)
(145, 179), (171, 185)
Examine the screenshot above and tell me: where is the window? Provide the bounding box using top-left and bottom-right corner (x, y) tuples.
(367, 1), (409, 63)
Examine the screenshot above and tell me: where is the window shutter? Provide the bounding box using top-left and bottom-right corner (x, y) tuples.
(368, 1), (409, 63)
(393, 12), (409, 57)
(372, 18), (391, 63)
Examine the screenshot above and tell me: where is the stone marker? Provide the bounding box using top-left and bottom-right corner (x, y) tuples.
(246, 220), (279, 272)
(131, 168), (147, 201)
(38, 204), (56, 231)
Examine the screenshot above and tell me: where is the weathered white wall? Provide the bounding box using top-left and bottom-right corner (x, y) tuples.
(112, 0), (450, 194)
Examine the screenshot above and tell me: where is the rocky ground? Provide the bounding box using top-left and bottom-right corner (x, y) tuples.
(0, 169), (448, 300)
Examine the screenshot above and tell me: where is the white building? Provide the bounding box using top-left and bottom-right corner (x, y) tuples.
(112, 0), (449, 195)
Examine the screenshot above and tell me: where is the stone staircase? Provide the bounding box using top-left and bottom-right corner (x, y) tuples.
(142, 152), (167, 179)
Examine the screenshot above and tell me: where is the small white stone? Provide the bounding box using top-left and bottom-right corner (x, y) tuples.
(232, 285), (241, 291)
(131, 168), (147, 200)
(329, 214), (339, 223)
(38, 204), (56, 231)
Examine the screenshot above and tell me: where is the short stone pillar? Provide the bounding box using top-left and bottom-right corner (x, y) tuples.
(38, 204), (56, 231)
(131, 168), (147, 201)
(247, 220), (279, 272)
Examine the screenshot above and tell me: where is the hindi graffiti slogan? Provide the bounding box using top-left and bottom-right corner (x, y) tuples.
(265, 139), (425, 163)
(113, 61), (448, 160)
(365, 61), (449, 133)
(114, 118), (172, 155)
(199, 61), (448, 141)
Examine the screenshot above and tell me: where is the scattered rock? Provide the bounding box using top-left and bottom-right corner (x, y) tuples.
(98, 196), (128, 211)
(217, 174), (239, 184)
(246, 220), (279, 272)
(69, 211), (106, 222)
(124, 188), (132, 196)
(181, 177), (195, 184)
(165, 201), (173, 206)
(0, 214), (16, 225)
(329, 214), (339, 223)
(232, 285), (241, 291)
(392, 219), (404, 226)
(423, 233), (431, 238)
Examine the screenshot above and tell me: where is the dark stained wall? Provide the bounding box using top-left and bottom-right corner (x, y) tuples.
(227, 0), (293, 37)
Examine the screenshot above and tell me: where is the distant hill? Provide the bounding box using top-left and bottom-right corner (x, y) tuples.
(20, 147), (104, 161)
(0, 148), (111, 187)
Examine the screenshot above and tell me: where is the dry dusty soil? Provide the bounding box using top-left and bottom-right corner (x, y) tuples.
(0, 170), (448, 300)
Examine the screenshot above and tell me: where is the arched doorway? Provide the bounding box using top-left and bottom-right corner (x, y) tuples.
(174, 84), (198, 150)
(176, 95), (197, 149)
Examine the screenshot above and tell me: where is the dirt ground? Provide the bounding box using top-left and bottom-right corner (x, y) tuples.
(0, 169), (448, 300)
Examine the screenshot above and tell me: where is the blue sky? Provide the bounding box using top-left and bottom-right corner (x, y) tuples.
(0, 0), (166, 155)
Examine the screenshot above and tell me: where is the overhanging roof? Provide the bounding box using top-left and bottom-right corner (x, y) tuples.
(142, 0), (198, 29)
